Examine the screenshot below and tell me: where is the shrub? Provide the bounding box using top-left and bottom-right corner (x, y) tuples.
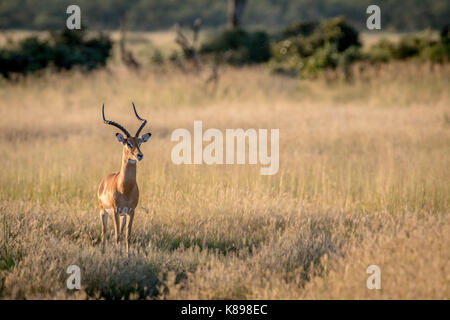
(269, 16), (361, 78)
(394, 32), (436, 59)
(268, 38), (304, 76)
(314, 16), (360, 52)
(0, 37), (53, 77)
(0, 29), (112, 79)
(278, 17), (360, 53)
(168, 50), (180, 62)
(301, 42), (340, 77)
(365, 39), (397, 63)
(150, 49), (165, 65)
(272, 17), (449, 77)
(366, 30), (450, 64)
(420, 42), (450, 63)
(200, 29), (271, 65)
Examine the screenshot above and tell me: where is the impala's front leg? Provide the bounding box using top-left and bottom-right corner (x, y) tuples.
(125, 211), (134, 256)
(113, 212), (121, 249)
(120, 214), (127, 240)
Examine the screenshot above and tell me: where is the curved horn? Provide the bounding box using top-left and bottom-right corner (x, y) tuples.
(102, 104), (131, 137)
(132, 102), (147, 137)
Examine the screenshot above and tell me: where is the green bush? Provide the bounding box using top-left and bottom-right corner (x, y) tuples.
(420, 42), (450, 63)
(0, 29), (112, 79)
(278, 17), (360, 53)
(301, 43), (340, 77)
(315, 16), (360, 52)
(366, 30), (450, 64)
(365, 39), (397, 63)
(272, 18), (450, 79)
(268, 38), (303, 76)
(394, 32), (436, 59)
(271, 19), (450, 78)
(150, 49), (165, 65)
(200, 29), (271, 65)
(0, 37), (53, 76)
(269, 16), (361, 78)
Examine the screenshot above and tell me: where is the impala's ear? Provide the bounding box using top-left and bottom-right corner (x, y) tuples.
(140, 132), (151, 143)
(116, 133), (125, 143)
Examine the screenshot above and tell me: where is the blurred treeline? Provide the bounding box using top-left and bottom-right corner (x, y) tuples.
(0, 0), (449, 32)
(1, 17), (449, 80)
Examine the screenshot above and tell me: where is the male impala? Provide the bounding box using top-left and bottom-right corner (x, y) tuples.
(98, 103), (151, 255)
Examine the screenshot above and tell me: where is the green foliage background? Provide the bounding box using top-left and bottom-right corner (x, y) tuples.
(0, 0), (448, 31)
(0, 29), (112, 78)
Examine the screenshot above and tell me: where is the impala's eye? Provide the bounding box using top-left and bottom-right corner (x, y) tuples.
(127, 141), (133, 148)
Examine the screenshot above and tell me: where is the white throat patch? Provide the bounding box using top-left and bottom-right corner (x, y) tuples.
(128, 159), (137, 164)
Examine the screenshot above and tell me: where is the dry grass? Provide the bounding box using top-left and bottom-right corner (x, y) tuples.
(0, 47), (449, 299)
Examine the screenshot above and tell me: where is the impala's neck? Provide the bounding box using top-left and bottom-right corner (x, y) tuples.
(117, 152), (136, 193)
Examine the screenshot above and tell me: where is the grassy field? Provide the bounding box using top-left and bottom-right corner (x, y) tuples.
(0, 32), (449, 299)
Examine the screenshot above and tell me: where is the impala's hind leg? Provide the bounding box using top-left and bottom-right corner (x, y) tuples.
(100, 210), (108, 253)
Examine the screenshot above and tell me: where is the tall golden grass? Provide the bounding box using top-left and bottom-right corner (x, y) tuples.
(0, 48), (449, 298)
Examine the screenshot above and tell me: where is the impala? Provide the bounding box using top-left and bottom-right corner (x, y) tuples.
(98, 103), (151, 255)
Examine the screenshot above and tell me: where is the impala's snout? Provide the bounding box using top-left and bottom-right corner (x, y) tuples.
(137, 153), (143, 161)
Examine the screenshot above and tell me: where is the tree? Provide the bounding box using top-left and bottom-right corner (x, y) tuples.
(227, 0), (247, 29)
